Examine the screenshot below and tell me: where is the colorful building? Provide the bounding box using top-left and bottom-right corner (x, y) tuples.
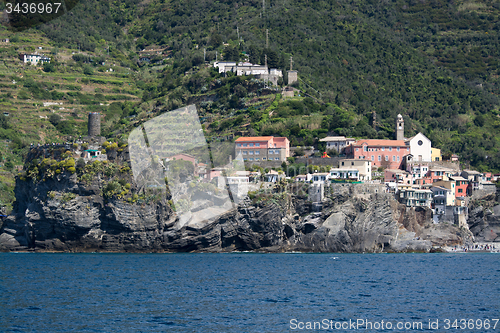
(431, 148), (442, 162)
(338, 159), (372, 181)
(449, 176), (468, 198)
(235, 136), (290, 163)
(345, 139), (409, 169)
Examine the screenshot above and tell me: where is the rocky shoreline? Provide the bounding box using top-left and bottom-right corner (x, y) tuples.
(2, 169), (492, 253)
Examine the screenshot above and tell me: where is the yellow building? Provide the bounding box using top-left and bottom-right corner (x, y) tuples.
(431, 148), (441, 162)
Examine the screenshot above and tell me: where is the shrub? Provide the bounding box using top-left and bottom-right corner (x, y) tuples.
(61, 192), (76, 202)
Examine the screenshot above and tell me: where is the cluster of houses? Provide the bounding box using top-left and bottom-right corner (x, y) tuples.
(230, 114), (498, 225)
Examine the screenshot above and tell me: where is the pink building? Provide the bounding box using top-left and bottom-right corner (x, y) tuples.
(168, 153), (196, 165)
(235, 136), (290, 162)
(345, 139), (409, 169)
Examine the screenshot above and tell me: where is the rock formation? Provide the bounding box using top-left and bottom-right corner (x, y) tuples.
(0, 169), (470, 252)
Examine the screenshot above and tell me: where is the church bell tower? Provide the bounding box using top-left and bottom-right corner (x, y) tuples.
(395, 114), (404, 140)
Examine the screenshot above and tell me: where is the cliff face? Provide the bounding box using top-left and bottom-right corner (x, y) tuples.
(0, 174), (468, 253)
(467, 193), (500, 243)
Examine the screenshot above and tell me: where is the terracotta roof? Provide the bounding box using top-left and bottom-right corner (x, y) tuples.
(354, 139), (406, 146)
(235, 136), (273, 142)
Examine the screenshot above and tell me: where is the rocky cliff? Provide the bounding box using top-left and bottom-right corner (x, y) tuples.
(467, 193), (500, 243)
(0, 171), (469, 252)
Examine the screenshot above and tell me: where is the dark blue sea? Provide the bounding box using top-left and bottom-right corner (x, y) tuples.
(0, 253), (499, 332)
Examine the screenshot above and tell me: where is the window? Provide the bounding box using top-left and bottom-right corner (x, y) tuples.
(249, 151), (253, 155)
(381, 147), (385, 151)
(371, 156), (374, 161)
(418, 140), (423, 146)
(255, 143), (260, 147)
(275, 158), (279, 161)
(363, 146), (368, 152)
(262, 157), (266, 160)
(255, 158), (260, 161)
(237, 143), (241, 147)
(351, 162), (354, 166)
(243, 151), (247, 155)
(389, 147), (392, 152)
(255, 151), (260, 155)
(341, 162), (344, 166)
(385, 155), (389, 161)
(249, 143), (254, 147)
(458, 189), (463, 193)
(244, 158), (247, 161)
(249, 158), (253, 161)
(243, 143), (247, 147)
(397, 156), (400, 162)
(378, 156), (381, 161)
(407, 147), (409, 151)
(355, 148), (359, 152)
(397, 147), (400, 152)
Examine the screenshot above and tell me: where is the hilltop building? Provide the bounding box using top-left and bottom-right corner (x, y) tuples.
(20, 53), (50, 65)
(213, 61), (282, 86)
(287, 70), (298, 85)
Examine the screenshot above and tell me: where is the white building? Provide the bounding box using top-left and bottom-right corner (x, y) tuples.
(338, 159), (371, 181)
(430, 185), (453, 215)
(311, 172), (330, 184)
(20, 53), (50, 65)
(329, 168), (359, 181)
(319, 136), (355, 153)
(407, 132), (431, 162)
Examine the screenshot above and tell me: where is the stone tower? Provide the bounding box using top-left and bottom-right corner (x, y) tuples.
(287, 70), (298, 85)
(395, 114), (404, 140)
(88, 112), (101, 137)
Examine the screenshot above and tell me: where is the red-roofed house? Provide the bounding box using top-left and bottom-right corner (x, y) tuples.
(235, 136), (290, 162)
(344, 139), (409, 169)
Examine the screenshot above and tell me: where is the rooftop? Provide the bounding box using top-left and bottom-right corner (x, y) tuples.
(354, 139), (406, 147)
(236, 136), (274, 142)
(320, 136), (354, 142)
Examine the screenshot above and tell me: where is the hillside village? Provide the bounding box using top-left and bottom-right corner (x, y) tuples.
(12, 65), (499, 232)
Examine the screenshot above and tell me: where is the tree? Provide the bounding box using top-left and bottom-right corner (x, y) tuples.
(49, 114), (61, 126)
(83, 65), (94, 75)
(43, 62), (55, 73)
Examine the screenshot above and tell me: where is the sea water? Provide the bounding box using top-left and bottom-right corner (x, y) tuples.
(0, 253), (499, 332)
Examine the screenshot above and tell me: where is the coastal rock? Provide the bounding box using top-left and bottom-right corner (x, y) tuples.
(0, 174), (471, 253)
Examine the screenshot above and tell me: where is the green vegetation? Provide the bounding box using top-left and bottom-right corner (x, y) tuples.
(0, 0), (499, 213)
